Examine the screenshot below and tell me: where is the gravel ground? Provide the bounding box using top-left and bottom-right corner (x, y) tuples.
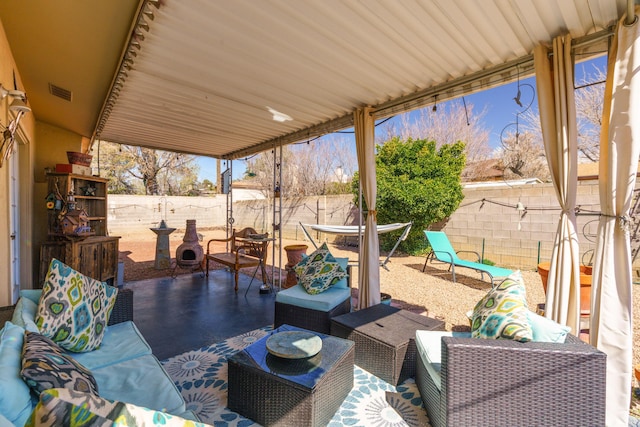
(119, 228), (640, 372)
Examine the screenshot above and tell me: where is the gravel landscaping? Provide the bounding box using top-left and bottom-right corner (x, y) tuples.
(119, 228), (640, 374)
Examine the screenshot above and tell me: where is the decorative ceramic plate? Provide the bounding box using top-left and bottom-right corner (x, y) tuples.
(266, 331), (322, 359)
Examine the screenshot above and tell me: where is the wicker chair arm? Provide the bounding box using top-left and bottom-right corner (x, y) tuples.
(107, 288), (133, 325)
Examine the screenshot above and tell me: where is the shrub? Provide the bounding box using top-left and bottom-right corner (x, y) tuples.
(352, 137), (466, 255)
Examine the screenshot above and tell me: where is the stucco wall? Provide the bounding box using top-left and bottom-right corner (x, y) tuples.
(0, 19), (36, 305)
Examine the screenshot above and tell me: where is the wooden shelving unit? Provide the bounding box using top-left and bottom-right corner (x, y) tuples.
(39, 173), (120, 286)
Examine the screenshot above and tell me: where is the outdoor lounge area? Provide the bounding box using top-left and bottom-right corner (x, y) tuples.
(0, 1), (639, 426)
(0, 236), (621, 426)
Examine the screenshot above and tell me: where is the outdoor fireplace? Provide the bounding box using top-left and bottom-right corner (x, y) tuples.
(173, 219), (204, 277)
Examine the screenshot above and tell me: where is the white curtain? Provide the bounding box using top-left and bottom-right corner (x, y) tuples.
(591, 7), (640, 426)
(534, 36), (581, 334)
(354, 107), (380, 309)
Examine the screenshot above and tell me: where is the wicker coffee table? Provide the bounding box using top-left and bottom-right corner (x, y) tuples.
(331, 303), (445, 385)
(227, 324), (354, 426)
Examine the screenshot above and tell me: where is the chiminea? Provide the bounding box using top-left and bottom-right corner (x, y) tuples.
(175, 220), (204, 268)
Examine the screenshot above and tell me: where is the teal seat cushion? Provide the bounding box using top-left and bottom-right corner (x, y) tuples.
(415, 330), (472, 391)
(68, 321), (153, 370)
(92, 354), (186, 415)
(0, 322), (33, 427)
(276, 283), (351, 312)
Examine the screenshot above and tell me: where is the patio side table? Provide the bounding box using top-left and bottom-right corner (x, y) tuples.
(228, 324), (354, 426)
(331, 303), (445, 385)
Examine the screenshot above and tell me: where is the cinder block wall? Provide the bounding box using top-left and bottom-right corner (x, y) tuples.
(108, 181), (639, 272)
(443, 181), (603, 270)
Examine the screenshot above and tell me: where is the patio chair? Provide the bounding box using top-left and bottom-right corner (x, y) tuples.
(422, 230), (512, 287)
(415, 332), (606, 426)
(274, 259), (352, 334)
(205, 227), (268, 293)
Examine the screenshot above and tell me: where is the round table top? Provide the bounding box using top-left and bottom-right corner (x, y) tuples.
(266, 331), (322, 359)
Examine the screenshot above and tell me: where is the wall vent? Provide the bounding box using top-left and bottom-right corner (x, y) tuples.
(48, 83), (72, 102)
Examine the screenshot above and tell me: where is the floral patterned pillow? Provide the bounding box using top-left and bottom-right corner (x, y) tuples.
(21, 332), (99, 396)
(35, 258), (118, 353)
(294, 243), (348, 294)
(470, 271), (533, 342)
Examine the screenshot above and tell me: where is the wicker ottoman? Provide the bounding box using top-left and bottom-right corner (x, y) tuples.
(228, 324), (354, 426)
(331, 304), (445, 385)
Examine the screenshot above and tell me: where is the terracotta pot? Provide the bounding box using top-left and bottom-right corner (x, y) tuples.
(284, 244), (308, 289)
(537, 262), (592, 315)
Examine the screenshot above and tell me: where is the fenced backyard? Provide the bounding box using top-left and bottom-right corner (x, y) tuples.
(108, 179), (640, 274)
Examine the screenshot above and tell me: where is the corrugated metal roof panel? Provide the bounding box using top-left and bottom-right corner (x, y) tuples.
(96, 0), (625, 158)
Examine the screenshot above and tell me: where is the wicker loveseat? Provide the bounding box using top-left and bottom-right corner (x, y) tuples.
(415, 332), (607, 427)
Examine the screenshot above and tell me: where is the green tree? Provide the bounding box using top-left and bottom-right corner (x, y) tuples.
(352, 137), (466, 254)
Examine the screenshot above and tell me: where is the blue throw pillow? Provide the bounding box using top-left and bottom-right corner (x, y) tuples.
(527, 311), (570, 343)
(0, 322), (34, 426)
(332, 257), (350, 289)
(11, 297), (39, 332)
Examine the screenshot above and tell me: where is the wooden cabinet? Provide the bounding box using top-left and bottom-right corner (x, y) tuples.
(39, 173), (120, 286)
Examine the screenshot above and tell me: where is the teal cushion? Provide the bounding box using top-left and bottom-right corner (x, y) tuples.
(92, 354), (186, 415)
(471, 271), (532, 342)
(528, 311), (570, 343)
(20, 289), (43, 304)
(275, 283), (351, 312)
(68, 321), (153, 370)
(0, 322), (33, 426)
(415, 330), (472, 391)
(21, 331), (99, 396)
(332, 257), (350, 289)
(10, 297), (39, 332)
(35, 258), (118, 353)
(294, 243), (348, 294)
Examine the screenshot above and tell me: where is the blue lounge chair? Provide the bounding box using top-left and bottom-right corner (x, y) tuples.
(422, 230), (512, 287)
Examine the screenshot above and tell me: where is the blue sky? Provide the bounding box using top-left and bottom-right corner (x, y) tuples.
(197, 56), (606, 183)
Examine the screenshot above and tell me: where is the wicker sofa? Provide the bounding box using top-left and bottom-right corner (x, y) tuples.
(415, 331), (607, 427)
